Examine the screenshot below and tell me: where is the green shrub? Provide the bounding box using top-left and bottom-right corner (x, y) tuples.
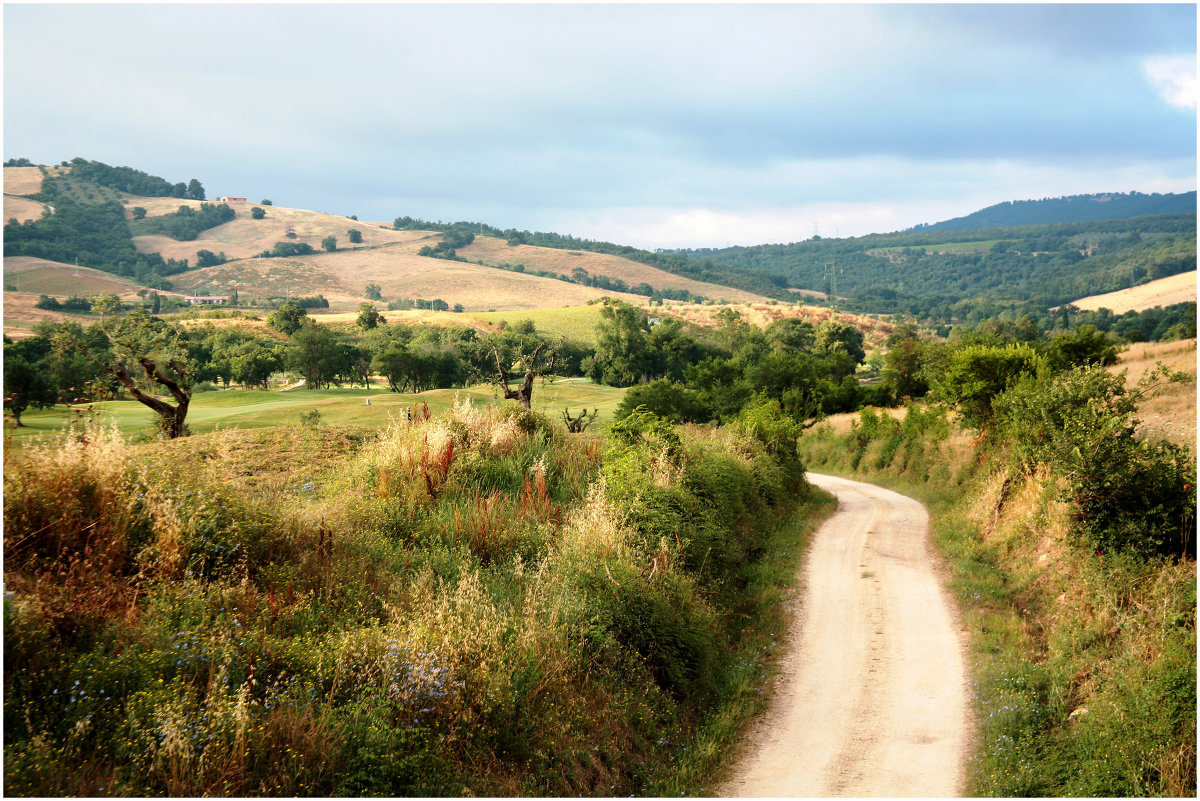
(995, 366), (1196, 558)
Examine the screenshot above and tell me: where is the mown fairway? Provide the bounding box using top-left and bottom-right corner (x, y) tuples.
(4, 379), (628, 452)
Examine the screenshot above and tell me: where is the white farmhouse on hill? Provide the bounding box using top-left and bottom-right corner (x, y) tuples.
(187, 295), (230, 305)
(217, 195), (247, 203)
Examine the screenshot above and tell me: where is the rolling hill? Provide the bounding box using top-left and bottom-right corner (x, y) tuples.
(1069, 270), (1197, 314)
(910, 191), (1196, 232)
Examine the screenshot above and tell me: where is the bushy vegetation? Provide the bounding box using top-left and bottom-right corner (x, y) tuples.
(3, 199), (188, 285)
(4, 393), (819, 796)
(131, 203), (235, 242)
(62, 157), (204, 199)
(798, 349), (1196, 796)
(674, 213), (1196, 321)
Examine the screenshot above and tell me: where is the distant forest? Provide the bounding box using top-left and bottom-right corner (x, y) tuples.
(911, 191), (1196, 232)
(672, 214), (1196, 323)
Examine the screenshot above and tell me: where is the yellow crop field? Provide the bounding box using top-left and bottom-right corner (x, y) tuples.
(459, 236), (769, 303)
(1071, 271), (1196, 314)
(3, 166), (45, 196)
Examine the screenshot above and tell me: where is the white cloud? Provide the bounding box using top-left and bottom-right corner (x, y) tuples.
(1144, 55), (1198, 110)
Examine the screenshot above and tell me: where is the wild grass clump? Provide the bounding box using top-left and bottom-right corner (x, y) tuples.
(5, 398), (823, 796)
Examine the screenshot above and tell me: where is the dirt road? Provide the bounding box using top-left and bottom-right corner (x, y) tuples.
(721, 473), (971, 797)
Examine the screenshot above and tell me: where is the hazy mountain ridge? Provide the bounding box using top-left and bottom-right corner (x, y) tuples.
(909, 191), (1196, 232)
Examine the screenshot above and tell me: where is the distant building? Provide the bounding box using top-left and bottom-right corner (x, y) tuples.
(217, 195), (247, 203)
(187, 295), (230, 305)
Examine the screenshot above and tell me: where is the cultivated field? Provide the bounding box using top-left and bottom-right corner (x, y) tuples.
(1071, 271), (1196, 314)
(459, 236), (769, 304)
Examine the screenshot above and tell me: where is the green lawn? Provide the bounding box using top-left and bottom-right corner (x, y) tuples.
(4, 378), (628, 453)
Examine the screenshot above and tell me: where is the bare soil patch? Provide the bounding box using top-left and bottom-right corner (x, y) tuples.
(1071, 271), (1196, 314)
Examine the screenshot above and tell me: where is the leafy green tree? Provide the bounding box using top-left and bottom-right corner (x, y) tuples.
(814, 320), (866, 365)
(68, 309), (195, 437)
(89, 294), (122, 319)
(589, 299), (650, 386)
(267, 300), (308, 335)
(230, 347), (282, 390)
(3, 350), (55, 426)
(930, 343), (1044, 430)
(347, 228), (363, 244)
(882, 322), (930, 399)
(186, 179), (205, 201)
(288, 324), (342, 389)
(356, 303), (384, 330)
(131, 207), (147, 221)
(365, 283), (383, 301)
(321, 235), (337, 252)
(372, 344), (412, 392)
(250, 207), (266, 220)
(1043, 324), (1118, 372)
(260, 199), (273, 206)
(195, 249), (226, 268)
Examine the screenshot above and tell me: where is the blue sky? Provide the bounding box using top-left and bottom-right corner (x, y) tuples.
(4, 2), (1196, 248)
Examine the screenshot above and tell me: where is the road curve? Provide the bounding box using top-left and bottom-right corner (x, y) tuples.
(721, 473), (971, 797)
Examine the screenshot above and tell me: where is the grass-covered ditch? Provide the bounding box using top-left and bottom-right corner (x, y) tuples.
(4, 399), (830, 796)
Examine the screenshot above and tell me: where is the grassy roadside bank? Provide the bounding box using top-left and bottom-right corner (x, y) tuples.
(4, 398), (833, 796)
(799, 399), (1196, 796)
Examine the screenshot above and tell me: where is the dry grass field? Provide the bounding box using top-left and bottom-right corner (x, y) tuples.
(661, 300), (896, 351)
(2, 256), (183, 338)
(458, 236), (769, 304)
(1112, 337), (1197, 450)
(3, 195), (48, 224)
(1071, 271), (1196, 314)
(129, 200), (433, 262)
(3, 166), (45, 196)
(169, 246), (652, 311)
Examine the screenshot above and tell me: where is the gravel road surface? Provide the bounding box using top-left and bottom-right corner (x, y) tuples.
(721, 473), (971, 797)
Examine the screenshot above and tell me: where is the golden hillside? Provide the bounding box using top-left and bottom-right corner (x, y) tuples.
(167, 246), (653, 312)
(459, 236), (767, 304)
(128, 198), (429, 261)
(3, 166), (45, 196)
(1070, 271), (1196, 314)
(2, 256), (188, 338)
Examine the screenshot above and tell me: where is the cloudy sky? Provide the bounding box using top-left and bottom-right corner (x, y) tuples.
(4, 2), (1196, 249)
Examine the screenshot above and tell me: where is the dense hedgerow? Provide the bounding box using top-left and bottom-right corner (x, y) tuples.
(4, 398), (812, 796)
